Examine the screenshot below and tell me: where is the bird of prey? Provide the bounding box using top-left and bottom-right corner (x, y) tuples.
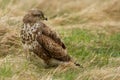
(20, 9), (81, 68)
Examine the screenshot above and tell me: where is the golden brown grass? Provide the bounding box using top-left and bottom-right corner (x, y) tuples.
(0, 0), (120, 80)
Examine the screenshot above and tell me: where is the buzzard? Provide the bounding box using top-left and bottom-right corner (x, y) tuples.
(20, 9), (81, 68)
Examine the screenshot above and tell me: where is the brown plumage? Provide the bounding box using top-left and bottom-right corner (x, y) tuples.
(21, 9), (81, 67)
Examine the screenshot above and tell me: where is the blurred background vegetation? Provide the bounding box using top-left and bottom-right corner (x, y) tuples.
(0, 0), (120, 80)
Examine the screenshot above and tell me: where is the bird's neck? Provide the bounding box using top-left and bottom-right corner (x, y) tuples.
(24, 21), (40, 27)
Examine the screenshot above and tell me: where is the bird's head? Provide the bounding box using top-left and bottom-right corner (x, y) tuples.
(23, 9), (47, 23)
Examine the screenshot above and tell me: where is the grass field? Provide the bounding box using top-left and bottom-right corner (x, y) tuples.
(0, 0), (120, 80)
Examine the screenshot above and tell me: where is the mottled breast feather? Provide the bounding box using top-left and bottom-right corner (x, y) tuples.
(20, 23), (42, 51)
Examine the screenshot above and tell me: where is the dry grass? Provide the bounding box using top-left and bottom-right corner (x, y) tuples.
(0, 0), (120, 80)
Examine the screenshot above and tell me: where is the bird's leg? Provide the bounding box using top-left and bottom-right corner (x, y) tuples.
(25, 48), (31, 61)
(22, 44), (31, 60)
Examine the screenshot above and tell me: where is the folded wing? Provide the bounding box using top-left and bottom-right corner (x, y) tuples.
(37, 35), (71, 61)
(40, 23), (66, 49)
(36, 24), (71, 61)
